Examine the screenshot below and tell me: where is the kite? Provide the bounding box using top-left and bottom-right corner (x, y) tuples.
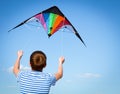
(8, 6), (86, 46)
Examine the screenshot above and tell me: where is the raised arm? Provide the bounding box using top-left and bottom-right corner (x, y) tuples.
(13, 50), (23, 76)
(54, 56), (65, 81)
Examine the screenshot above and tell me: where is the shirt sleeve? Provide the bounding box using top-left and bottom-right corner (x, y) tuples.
(48, 73), (57, 86)
(16, 71), (23, 83)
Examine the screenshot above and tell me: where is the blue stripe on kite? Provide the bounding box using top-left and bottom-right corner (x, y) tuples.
(43, 13), (50, 32)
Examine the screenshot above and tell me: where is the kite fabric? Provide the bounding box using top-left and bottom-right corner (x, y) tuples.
(8, 6), (86, 46)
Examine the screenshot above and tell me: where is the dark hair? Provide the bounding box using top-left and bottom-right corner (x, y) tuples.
(30, 51), (47, 71)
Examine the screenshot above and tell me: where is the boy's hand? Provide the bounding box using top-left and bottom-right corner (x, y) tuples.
(13, 50), (23, 77)
(17, 50), (23, 58)
(59, 56), (65, 64)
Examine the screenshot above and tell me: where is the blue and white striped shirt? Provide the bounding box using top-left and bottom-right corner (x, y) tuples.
(17, 71), (56, 94)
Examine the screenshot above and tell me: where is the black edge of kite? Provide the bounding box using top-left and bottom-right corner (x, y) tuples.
(71, 25), (86, 47)
(42, 6), (65, 17)
(8, 18), (30, 32)
(63, 16), (86, 47)
(67, 18), (86, 47)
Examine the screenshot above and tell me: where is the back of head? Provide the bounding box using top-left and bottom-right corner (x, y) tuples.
(30, 51), (47, 71)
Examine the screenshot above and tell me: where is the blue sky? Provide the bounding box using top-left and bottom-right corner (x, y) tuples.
(0, 0), (120, 94)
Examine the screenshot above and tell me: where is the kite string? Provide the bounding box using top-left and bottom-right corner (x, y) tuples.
(60, 17), (66, 56)
(60, 29), (63, 56)
(22, 19), (44, 50)
(21, 24), (36, 50)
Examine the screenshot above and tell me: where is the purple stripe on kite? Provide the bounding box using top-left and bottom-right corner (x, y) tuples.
(35, 14), (47, 31)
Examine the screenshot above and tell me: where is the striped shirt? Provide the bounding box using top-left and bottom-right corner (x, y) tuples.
(17, 71), (56, 94)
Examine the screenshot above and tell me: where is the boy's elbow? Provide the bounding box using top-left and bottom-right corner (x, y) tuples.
(55, 73), (63, 81)
(13, 67), (19, 76)
(59, 73), (63, 79)
(13, 68), (16, 75)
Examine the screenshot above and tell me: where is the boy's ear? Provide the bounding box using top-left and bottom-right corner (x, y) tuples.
(43, 64), (46, 68)
(29, 62), (31, 67)
(29, 62), (33, 70)
(44, 65), (46, 68)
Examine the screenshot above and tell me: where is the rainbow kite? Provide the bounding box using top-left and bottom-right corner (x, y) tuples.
(8, 6), (86, 46)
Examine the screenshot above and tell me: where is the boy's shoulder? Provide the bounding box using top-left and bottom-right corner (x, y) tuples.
(18, 70), (54, 78)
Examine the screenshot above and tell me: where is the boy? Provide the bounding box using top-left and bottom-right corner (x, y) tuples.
(13, 50), (65, 94)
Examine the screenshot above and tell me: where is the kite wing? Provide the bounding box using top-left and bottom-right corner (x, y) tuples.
(8, 6), (86, 46)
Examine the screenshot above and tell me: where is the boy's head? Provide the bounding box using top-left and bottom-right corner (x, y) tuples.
(30, 51), (47, 71)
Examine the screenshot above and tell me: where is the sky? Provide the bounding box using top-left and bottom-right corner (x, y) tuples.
(0, 0), (120, 94)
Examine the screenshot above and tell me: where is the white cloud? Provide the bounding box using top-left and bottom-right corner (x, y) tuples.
(7, 65), (30, 73)
(78, 73), (101, 78)
(8, 66), (14, 73)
